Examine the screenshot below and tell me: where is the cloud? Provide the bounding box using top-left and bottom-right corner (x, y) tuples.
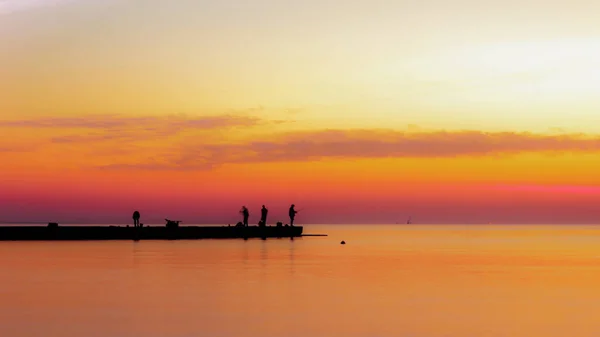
(0, 114), (275, 160)
(5, 116), (600, 169)
(191, 129), (600, 162)
(0, 114), (265, 145)
(0, 114), (261, 130)
(493, 184), (600, 195)
(98, 129), (600, 170)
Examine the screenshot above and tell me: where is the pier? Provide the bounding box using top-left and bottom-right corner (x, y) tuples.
(0, 224), (304, 241)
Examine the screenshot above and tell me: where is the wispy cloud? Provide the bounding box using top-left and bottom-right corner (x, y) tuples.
(5, 114), (600, 169)
(0, 114), (261, 130)
(0, 114), (265, 145)
(492, 184), (600, 194)
(98, 129), (600, 170)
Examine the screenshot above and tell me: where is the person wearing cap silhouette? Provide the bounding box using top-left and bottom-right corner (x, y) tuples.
(240, 206), (249, 227)
(288, 204), (298, 226)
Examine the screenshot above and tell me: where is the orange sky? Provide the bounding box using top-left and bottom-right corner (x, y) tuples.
(1, 1), (600, 224)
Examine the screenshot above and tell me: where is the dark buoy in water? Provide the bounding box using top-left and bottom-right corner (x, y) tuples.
(340, 240), (346, 245)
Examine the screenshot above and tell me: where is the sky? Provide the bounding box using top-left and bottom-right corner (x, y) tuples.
(1, 0), (600, 224)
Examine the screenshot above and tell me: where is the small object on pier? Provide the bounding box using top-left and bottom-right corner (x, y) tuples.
(165, 219), (181, 228)
(340, 240), (346, 245)
(47, 222), (58, 228)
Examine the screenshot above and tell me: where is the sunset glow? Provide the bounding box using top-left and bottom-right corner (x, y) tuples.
(2, 0), (600, 224)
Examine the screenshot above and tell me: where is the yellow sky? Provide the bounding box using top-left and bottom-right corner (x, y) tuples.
(2, 0), (600, 132)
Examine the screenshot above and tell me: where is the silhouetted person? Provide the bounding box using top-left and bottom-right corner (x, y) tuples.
(260, 205), (268, 225)
(289, 204), (298, 226)
(132, 211), (140, 228)
(240, 206), (249, 227)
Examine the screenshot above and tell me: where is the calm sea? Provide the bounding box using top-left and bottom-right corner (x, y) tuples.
(2, 224), (600, 337)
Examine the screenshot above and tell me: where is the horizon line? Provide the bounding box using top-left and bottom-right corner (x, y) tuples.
(2, 222), (600, 226)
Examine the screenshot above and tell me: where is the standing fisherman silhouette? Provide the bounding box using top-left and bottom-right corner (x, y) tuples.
(240, 206), (249, 227)
(260, 205), (268, 226)
(289, 204), (298, 226)
(132, 211), (140, 227)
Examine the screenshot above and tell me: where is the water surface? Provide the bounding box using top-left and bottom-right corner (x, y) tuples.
(2, 224), (600, 337)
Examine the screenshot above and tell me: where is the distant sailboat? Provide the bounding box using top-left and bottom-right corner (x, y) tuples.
(406, 216), (412, 224)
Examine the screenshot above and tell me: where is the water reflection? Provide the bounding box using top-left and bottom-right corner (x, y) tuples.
(288, 237), (296, 277)
(259, 240), (268, 281)
(2, 225), (600, 337)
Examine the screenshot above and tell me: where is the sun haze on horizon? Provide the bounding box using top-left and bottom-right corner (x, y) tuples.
(1, 0), (600, 225)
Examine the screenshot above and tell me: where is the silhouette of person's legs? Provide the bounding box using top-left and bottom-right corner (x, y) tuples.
(290, 217), (294, 226)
